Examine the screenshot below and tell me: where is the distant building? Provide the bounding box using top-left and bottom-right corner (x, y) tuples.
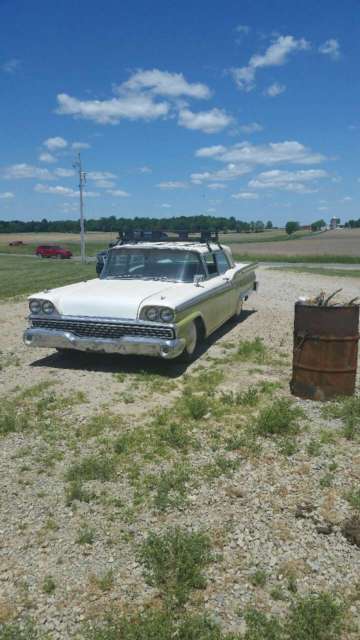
(330, 216), (339, 229)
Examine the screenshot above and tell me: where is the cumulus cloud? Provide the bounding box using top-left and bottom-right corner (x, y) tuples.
(232, 192), (259, 199)
(248, 169), (328, 192)
(238, 122), (263, 133)
(39, 152), (57, 164)
(1, 58), (20, 73)
(319, 39), (340, 60)
(119, 69), (211, 99)
(0, 191), (14, 199)
(265, 82), (286, 97)
(56, 92), (170, 125)
(207, 183), (227, 189)
(195, 140), (325, 167)
(44, 136), (68, 150)
(230, 35), (310, 91)
(34, 183), (99, 197)
(157, 181), (188, 189)
(87, 171), (117, 181)
(2, 164), (54, 180)
(54, 168), (75, 178)
(191, 164), (251, 184)
(72, 142), (91, 150)
(178, 107), (233, 133)
(161, 203), (172, 208)
(137, 166), (152, 174)
(106, 189), (130, 197)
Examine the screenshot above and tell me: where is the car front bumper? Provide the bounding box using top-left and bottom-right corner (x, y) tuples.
(23, 327), (186, 360)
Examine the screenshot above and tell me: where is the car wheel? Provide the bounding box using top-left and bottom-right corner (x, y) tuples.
(177, 320), (200, 363)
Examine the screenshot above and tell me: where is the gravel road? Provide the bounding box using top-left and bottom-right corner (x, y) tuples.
(0, 267), (359, 638)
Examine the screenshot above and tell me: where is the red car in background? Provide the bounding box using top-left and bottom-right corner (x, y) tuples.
(35, 245), (72, 259)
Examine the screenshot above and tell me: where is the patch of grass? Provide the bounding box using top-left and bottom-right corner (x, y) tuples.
(322, 396), (360, 440)
(91, 570), (114, 592)
(0, 620), (40, 640)
(138, 527), (213, 608)
(184, 369), (225, 394)
(156, 422), (194, 451)
(244, 608), (284, 639)
(180, 393), (208, 420)
(306, 439), (322, 457)
(250, 570), (267, 587)
(286, 592), (344, 640)
(147, 465), (192, 512)
(346, 487), (360, 511)
(278, 437), (297, 456)
(237, 337), (267, 364)
(202, 455), (240, 480)
(234, 253), (360, 264)
(254, 399), (304, 437)
(76, 526), (95, 545)
(65, 455), (116, 482)
(83, 610), (235, 640)
(0, 402), (29, 436)
(0, 254), (94, 300)
(225, 429), (260, 456)
(42, 576), (56, 595)
(65, 480), (94, 506)
(271, 266), (360, 278)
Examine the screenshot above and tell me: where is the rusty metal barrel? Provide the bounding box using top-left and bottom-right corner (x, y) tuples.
(291, 303), (359, 401)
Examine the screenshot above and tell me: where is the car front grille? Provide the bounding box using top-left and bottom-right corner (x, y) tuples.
(31, 318), (175, 340)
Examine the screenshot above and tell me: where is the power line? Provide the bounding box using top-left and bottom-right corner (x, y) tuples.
(73, 152), (86, 263)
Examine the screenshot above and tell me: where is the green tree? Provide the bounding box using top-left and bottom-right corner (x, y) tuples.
(266, 220), (273, 229)
(285, 221), (300, 235)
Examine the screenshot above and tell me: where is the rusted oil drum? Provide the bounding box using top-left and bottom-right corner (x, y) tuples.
(291, 303), (359, 401)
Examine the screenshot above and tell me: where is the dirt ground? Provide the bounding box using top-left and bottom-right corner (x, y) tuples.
(0, 267), (360, 638)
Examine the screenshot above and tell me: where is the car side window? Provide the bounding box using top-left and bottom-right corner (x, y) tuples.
(204, 253), (218, 278)
(215, 251), (230, 274)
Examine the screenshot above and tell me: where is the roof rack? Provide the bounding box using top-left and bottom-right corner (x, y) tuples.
(115, 229), (222, 250)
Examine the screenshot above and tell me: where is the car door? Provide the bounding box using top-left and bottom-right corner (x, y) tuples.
(199, 252), (235, 332)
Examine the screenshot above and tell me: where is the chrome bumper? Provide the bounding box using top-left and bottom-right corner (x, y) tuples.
(23, 327), (186, 360)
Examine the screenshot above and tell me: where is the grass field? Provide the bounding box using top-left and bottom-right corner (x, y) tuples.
(0, 255), (94, 300)
(270, 266), (360, 278)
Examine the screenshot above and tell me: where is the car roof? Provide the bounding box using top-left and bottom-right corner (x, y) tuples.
(112, 241), (228, 255)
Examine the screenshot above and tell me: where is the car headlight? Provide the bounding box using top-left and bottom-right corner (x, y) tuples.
(159, 308), (175, 323)
(145, 307), (159, 321)
(29, 299), (42, 314)
(42, 300), (55, 315)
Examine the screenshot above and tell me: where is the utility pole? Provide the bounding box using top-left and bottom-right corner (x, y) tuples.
(73, 153), (86, 263)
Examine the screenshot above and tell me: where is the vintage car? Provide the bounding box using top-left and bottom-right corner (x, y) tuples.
(35, 245), (72, 259)
(23, 239), (257, 361)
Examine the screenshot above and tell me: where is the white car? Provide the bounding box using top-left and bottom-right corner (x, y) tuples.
(24, 240), (257, 361)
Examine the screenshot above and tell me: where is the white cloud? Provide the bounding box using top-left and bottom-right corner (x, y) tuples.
(178, 107), (233, 133)
(231, 35), (310, 91)
(191, 164), (251, 184)
(71, 142), (91, 150)
(319, 39), (340, 60)
(238, 122), (263, 133)
(195, 140), (325, 167)
(248, 169), (328, 192)
(195, 145), (227, 158)
(2, 164), (54, 180)
(2, 58), (20, 73)
(54, 168), (75, 178)
(39, 152), (57, 164)
(157, 181), (188, 189)
(232, 192), (259, 199)
(44, 136), (68, 150)
(87, 171), (117, 181)
(161, 203), (172, 208)
(138, 165), (152, 174)
(341, 196), (352, 202)
(57, 92), (170, 125)
(235, 24), (250, 35)
(34, 183), (99, 197)
(207, 182), (227, 189)
(0, 191), (14, 199)
(318, 206), (328, 211)
(119, 69), (211, 99)
(106, 189), (130, 197)
(265, 82), (286, 97)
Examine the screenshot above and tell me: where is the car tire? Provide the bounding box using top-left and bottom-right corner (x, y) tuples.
(177, 319), (200, 363)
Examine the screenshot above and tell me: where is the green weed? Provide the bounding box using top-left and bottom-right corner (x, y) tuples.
(138, 527), (213, 608)
(254, 399), (304, 437)
(76, 526), (95, 545)
(346, 487), (360, 511)
(65, 455), (116, 482)
(42, 576), (56, 595)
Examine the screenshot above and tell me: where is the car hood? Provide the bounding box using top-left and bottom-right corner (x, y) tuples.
(31, 278), (185, 319)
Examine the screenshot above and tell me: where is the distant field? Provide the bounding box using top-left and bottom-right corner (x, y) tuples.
(0, 231), (118, 257)
(270, 266), (360, 278)
(229, 228), (360, 258)
(0, 255), (94, 300)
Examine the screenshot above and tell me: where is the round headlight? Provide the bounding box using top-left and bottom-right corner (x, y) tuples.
(42, 300), (55, 315)
(29, 299), (42, 314)
(159, 308), (175, 323)
(145, 307), (159, 322)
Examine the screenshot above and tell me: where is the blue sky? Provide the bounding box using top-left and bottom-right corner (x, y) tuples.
(0, 0), (359, 225)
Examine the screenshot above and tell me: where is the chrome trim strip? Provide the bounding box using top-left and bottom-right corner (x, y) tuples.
(23, 328), (185, 360)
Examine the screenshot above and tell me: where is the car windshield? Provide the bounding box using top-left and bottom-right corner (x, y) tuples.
(102, 248), (205, 283)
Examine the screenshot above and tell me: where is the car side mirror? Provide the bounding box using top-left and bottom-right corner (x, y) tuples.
(193, 274), (205, 287)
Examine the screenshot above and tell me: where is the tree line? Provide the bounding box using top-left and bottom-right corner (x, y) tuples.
(0, 215), (275, 234)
